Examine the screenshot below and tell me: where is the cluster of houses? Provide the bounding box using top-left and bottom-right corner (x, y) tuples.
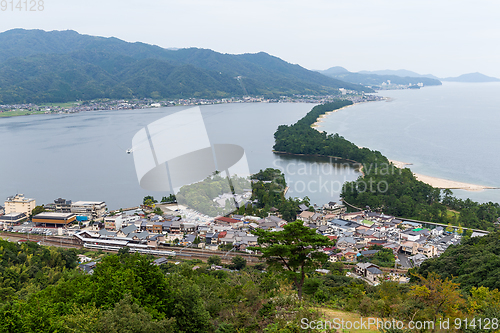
(75, 202), (341, 252)
(74, 211), (264, 252)
(71, 199), (473, 274)
(296, 208), (467, 269)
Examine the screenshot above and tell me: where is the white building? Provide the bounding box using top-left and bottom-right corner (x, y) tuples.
(71, 201), (106, 220)
(104, 214), (140, 230)
(4, 194), (36, 216)
(431, 226), (444, 236)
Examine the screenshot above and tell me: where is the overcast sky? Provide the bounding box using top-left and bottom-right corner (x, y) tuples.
(1, 0), (500, 78)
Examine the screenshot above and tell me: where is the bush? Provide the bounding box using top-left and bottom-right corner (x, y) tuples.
(207, 255), (222, 266)
(230, 256), (246, 270)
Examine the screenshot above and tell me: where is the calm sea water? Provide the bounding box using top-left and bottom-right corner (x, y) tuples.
(318, 82), (500, 204)
(3, 82), (498, 211)
(0, 103), (360, 210)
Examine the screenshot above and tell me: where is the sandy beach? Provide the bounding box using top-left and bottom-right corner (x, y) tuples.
(311, 104), (355, 130)
(311, 104), (498, 192)
(312, 100), (386, 130)
(389, 159), (497, 192)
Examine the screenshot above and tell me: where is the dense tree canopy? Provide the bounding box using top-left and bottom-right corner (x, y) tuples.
(1, 235), (500, 332)
(250, 220), (335, 299)
(243, 168), (309, 220)
(0, 242), (325, 332)
(274, 102), (500, 230)
(175, 173), (251, 217)
(0, 29), (371, 104)
(0, 239), (78, 303)
(415, 231), (500, 292)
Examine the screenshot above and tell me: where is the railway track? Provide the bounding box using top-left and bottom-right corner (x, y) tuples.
(0, 232), (262, 262)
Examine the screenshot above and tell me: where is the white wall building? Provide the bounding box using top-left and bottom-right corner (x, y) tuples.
(104, 214), (140, 230)
(4, 194), (36, 216)
(71, 201), (106, 220)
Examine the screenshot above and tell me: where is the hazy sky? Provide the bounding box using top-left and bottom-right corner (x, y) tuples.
(1, 0), (500, 78)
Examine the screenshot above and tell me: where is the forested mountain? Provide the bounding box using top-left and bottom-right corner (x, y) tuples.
(318, 67), (442, 87)
(0, 29), (370, 103)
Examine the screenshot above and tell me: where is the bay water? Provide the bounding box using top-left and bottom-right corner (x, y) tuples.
(318, 82), (500, 204)
(0, 103), (360, 210)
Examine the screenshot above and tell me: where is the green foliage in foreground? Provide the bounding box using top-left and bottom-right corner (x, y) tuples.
(0, 239), (78, 303)
(250, 220), (334, 300)
(1, 234), (500, 332)
(0, 244), (326, 333)
(96, 294), (175, 333)
(0, 253), (210, 333)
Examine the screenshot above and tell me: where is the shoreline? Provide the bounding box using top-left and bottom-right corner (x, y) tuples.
(388, 159), (498, 192)
(0, 97), (349, 119)
(309, 102), (498, 193)
(311, 99), (386, 130)
(272, 150), (361, 167)
(311, 103), (357, 130)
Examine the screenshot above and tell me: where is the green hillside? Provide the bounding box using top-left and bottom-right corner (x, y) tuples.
(0, 29), (371, 103)
(415, 231), (500, 292)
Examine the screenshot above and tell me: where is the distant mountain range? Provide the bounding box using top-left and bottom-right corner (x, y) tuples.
(357, 69), (440, 80)
(320, 66), (350, 75)
(317, 67), (442, 87)
(441, 72), (500, 82)
(0, 29), (371, 104)
(319, 66), (500, 85)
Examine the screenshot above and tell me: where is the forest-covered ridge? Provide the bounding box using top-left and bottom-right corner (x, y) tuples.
(0, 29), (371, 104)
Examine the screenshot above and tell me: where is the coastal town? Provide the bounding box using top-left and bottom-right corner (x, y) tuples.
(0, 192), (489, 285)
(2, 4), (500, 331)
(2, 93), (495, 288)
(0, 93), (382, 117)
